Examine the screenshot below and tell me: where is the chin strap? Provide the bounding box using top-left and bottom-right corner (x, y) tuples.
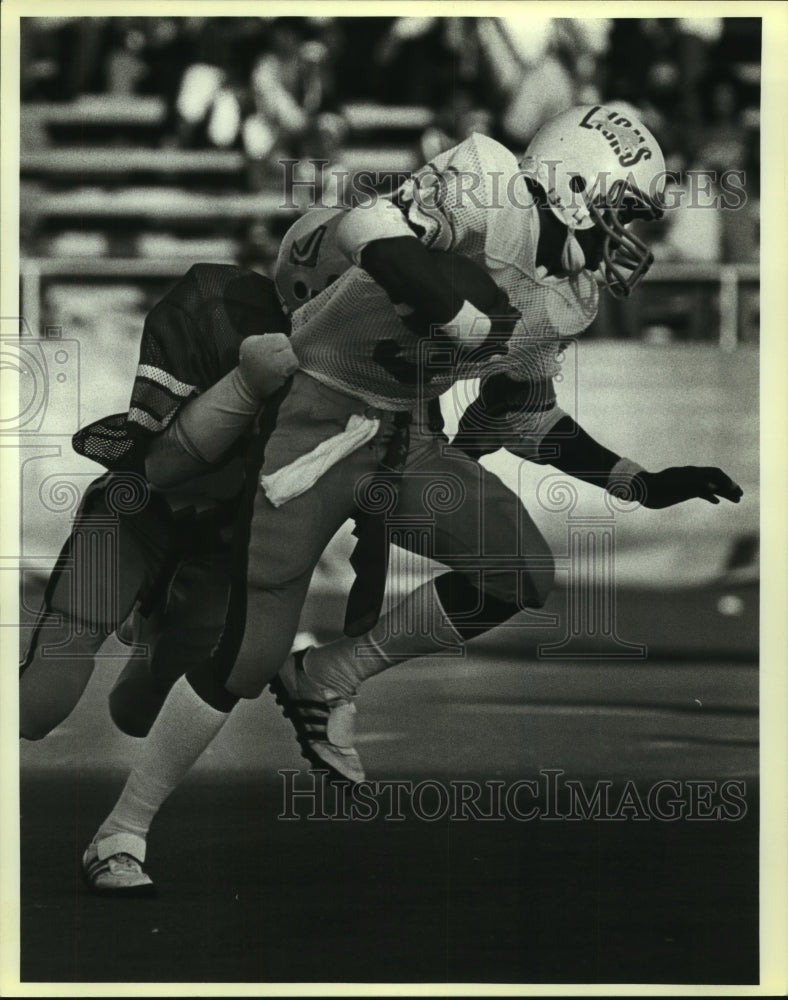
(560, 227), (587, 275)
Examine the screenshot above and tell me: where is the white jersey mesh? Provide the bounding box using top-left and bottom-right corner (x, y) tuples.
(287, 133), (599, 411)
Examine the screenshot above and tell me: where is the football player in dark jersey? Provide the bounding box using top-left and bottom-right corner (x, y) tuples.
(20, 265), (297, 742)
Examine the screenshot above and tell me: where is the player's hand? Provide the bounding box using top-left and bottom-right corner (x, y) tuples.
(637, 467), (744, 509)
(238, 333), (298, 399)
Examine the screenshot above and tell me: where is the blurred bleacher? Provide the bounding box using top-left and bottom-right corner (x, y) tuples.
(18, 15), (760, 347)
(14, 17), (761, 622)
(19, 91), (433, 334)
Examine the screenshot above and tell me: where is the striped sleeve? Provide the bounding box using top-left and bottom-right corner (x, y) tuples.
(72, 264), (288, 472)
(126, 299), (203, 436)
(73, 284), (211, 470)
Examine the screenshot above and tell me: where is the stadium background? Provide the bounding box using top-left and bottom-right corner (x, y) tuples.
(14, 13), (762, 988)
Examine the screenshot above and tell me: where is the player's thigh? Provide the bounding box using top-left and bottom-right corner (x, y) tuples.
(247, 379), (378, 590)
(51, 484), (174, 629)
(396, 443), (555, 604)
(19, 486), (180, 737)
(222, 484), (346, 695)
(261, 371), (365, 476)
(244, 476), (339, 594)
(228, 439), (377, 693)
(29, 492), (166, 648)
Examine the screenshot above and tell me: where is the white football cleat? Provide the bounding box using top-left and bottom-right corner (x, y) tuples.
(81, 833), (156, 898)
(269, 649), (366, 785)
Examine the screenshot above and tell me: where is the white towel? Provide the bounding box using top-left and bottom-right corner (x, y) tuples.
(261, 414), (381, 507)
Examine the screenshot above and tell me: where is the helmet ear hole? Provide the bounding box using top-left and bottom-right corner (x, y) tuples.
(569, 175), (586, 193)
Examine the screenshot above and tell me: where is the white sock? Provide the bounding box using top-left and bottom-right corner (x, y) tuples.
(94, 675), (230, 858)
(303, 581), (464, 700)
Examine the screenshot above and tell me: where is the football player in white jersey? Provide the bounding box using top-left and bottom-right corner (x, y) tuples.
(81, 106), (742, 894)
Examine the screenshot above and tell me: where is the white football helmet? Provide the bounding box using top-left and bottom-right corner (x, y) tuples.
(274, 207), (351, 314)
(520, 104), (667, 298)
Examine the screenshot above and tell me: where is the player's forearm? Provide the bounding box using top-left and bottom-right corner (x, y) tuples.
(534, 416), (743, 507)
(359, 236), (460, 323)
(361, 236), (518, 356)
(145, 367), (262, 489)
(338, 204), (517, 350)
(534, 415), (638, 488)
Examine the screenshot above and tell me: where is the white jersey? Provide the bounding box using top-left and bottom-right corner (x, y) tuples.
(284, 133), (599, 411)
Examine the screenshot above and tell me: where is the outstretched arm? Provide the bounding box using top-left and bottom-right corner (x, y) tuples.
(538, 414), (743, 506)
(454, 376), (743, 508)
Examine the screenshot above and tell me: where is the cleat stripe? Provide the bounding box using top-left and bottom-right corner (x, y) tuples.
(268, 673), (359, 786)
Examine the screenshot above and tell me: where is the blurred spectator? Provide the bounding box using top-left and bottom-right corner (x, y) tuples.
(371, 18), (490, 159)
(692, 61), (758, 265)
(475, 17), (610, 146)
(604, 19), (684, 156)
(476, 17), (566, 144)
(371, 17), (474, 107)
(137, 19), (194, 107)
(695, 73), (750, 177)
(420, 88), (494, 161)
(170, 16), (347, 193)
(176, 62), (229, 143)
(19, 14), (761, 282)
(553, 18), (611, 105)
(246, 20), (329, 155)
(172, 18), (267, 150)
(104, 20), (151, 95)
(674, 18), (724, 136)
(244, 18), (347, 196)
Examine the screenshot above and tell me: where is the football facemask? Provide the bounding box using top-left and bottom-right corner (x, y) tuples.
(521, 104), (667, 298)
(587, 180), (665, 299)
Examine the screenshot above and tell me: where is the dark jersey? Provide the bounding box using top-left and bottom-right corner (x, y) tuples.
(72, 264), (289, 474)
